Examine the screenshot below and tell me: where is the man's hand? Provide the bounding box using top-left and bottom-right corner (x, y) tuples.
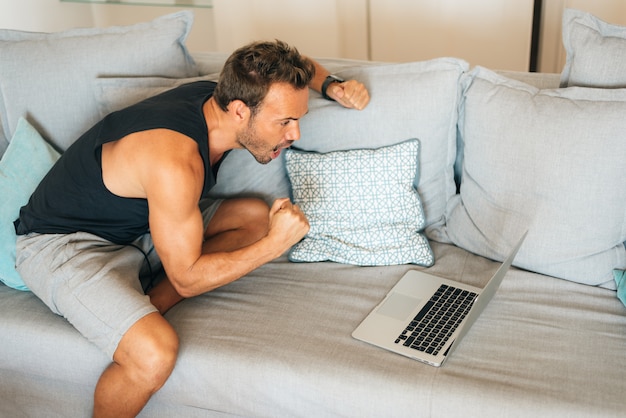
(267, 198), (310, 251)
(326, 79), (370, 110)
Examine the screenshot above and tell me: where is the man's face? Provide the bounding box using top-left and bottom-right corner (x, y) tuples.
(236, 82), (309, 164)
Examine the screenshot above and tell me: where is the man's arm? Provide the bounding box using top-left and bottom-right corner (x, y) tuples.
(145, 137), (309, 298)
(306, 57), (371, 110)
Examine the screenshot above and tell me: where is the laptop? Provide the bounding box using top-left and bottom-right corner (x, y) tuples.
(352, 232), (527, 367)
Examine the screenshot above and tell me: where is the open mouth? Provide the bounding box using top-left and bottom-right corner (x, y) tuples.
(271, 141), (294, 159)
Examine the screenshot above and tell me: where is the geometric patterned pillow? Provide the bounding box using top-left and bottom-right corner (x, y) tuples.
(285, 139), (434, 266)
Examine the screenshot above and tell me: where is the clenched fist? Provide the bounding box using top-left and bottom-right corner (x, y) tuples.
(267, 198), (310, 252)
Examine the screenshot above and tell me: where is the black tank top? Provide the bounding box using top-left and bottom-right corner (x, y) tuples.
(15, 81), (219, 244)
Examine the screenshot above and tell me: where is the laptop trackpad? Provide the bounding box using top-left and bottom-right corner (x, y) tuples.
(377, 292), (420, 321)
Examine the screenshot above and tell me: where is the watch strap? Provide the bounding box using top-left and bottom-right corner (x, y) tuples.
(321, 75), (344, 100)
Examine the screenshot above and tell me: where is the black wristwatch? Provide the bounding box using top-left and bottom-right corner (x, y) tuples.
(321, 74), (344, 101)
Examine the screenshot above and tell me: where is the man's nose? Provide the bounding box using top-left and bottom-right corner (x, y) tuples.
(286, 122), (300, 142)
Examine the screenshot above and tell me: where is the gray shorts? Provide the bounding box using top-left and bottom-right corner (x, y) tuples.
(15, 198), (223, 359)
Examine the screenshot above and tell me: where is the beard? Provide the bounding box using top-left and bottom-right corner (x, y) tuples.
(236, 117), (291, 165)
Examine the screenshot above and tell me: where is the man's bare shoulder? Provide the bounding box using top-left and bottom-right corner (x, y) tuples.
(102, 129), (204, 200)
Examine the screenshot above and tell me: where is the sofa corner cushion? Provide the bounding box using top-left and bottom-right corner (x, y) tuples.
(0, 118), (60, 291)
(297, 58), (469, 230)
(447, 66), (626, 287)
(561, 8), (626, 88)
(0, 11), (198, 152)
(285, 139), (434, 267)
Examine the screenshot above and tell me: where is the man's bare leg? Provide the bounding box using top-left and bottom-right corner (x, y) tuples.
(93, 312), (178, 418)
(148, 198), (270, 314)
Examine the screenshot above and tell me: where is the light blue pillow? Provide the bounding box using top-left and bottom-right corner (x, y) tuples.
(0, 118), (60, 291)
(285, 139), (434, 267)
(615, 270), (626, 308)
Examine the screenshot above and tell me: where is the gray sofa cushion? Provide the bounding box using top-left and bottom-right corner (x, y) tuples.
(1, 242), (625, 417)
(446, 66), (626, 287)
(561, 8), (626, 88)
(0, 11), (198, 151)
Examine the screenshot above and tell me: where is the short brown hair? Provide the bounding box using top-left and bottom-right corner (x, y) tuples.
(213, 40), (315, 114)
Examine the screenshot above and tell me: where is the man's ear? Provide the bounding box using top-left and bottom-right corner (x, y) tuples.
(227, 100), (251, 124)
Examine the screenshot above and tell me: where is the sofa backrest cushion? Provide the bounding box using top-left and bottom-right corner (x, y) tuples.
(297, 58), (469, 231)
(446, 66), (626, 287)
(0, 11), (198, 152)
(561, 8), (626, 88)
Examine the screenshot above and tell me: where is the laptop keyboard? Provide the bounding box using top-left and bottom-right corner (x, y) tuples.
(394, 284), (478, 356)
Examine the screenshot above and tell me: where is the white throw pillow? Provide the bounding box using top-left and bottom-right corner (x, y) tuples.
(446, 66), (626, 288)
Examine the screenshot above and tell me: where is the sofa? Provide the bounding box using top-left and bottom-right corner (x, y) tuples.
(1, 8), (625, 418)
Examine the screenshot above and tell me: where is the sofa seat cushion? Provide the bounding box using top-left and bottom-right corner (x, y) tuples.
(446, 66), (626, 287)
(0, 11), (197, 151)
(1, 242), (625, 417)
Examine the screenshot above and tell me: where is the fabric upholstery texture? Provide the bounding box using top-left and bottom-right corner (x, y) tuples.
(0, 118), (60, 291)
(561, 8), (626, 88)
(446, 66), (626, 287)
(95, 74), (220, 117)
(1, 242), (624, 417)
(0, 11), (197, 151)
(286, 140), (434, 266)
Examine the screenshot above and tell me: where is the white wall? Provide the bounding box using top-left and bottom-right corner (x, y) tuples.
(212, 0), (369, 59)
(369, 0), (535, 71)
(0, 0), (93, 32)
(6, 0), (624, 72)
(0, 0), (216, 52)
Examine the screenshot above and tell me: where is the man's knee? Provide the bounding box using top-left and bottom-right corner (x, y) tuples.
(115, 313), (179, 391)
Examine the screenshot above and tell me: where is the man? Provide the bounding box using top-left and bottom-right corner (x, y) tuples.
(14, 40), (369, 417)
